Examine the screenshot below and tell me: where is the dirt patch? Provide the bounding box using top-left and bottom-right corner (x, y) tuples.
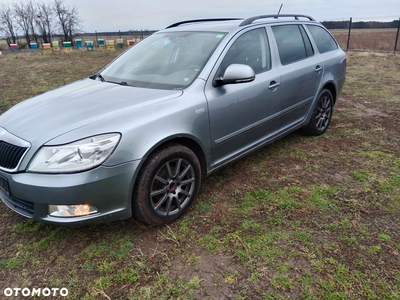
(344, 98), (389, 117)
(169, 252), (242, 299)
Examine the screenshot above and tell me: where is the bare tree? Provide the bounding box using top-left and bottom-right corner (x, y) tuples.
(36, 1), (53, 43)
(1, 0), (83, 49)
(14, 1), (36, 47)
(53, 0), (82, 42)
(0, 3), (18, 46)
(26, 1), (39, 44)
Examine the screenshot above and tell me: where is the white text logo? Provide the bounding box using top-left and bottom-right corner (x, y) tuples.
(3, 287), (68, 297)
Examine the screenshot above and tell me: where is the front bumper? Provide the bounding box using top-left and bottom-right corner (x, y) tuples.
(0, 160), (140, 225)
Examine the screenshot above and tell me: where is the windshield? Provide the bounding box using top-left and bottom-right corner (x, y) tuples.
(100, 31), (227, 90)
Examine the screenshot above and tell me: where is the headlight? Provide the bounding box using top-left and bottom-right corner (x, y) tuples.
(28, 133), (121, 173)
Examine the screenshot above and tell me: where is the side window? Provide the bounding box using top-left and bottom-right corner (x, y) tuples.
(272, 25), (314, 65)
(219, 28), (271, 75)
(306, 25), (338, 53)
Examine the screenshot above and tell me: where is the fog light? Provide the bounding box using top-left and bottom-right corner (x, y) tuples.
(49, 204), (98, 217)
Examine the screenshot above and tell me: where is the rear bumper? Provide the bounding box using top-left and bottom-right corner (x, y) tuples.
(0, 160), (140, 225)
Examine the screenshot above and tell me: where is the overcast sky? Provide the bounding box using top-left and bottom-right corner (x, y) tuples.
(1, 0), (398, 32)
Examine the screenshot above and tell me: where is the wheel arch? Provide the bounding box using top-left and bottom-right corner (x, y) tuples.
(322, 81), (337, 105)
(135, 136), (208, 185)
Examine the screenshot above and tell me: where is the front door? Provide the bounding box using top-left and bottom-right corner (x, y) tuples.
(205, 27), (282, 167)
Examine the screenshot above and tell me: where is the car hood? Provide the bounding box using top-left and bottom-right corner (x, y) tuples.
(0, 78), (183, 146)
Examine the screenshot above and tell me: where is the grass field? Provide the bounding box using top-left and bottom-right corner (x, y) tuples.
(0, 48), (399, 299)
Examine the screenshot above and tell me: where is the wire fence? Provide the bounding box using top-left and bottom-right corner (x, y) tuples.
(327, 17), (400, 53)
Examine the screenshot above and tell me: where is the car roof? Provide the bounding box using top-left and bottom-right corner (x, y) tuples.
(162, 14), (318, 33)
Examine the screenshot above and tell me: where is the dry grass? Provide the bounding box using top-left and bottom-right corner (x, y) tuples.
(0, 50), (119, 112)
(331, 28), (399, 51)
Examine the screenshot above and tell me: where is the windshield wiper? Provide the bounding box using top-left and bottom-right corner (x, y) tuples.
(89, 74), (129, 86)
(107, 81), (129, 86)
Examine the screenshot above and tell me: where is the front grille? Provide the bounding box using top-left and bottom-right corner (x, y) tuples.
(0, 141), (28, 170)
(1, 195), (34, 217)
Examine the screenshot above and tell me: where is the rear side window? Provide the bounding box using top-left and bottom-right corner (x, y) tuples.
(306, 25), (338, 53)
(272, 25), (314, 65)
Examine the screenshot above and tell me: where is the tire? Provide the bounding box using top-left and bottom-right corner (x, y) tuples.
(132, 143), (201, 225)
(301, 89), (334, 136)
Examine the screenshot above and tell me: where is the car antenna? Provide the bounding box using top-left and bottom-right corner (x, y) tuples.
(277, 3), (283, 15)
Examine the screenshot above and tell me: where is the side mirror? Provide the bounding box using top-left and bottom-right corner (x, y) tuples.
(214, 64), (255, 87)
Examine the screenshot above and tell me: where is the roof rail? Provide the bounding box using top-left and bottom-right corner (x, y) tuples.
(166, 18), (243, 29)
(240, 14), (315, 26)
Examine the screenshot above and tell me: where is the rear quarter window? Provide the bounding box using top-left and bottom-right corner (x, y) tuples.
(306, 25), (338, 53)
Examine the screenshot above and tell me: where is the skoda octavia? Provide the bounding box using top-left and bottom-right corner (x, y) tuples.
(0, 15), (346, 225)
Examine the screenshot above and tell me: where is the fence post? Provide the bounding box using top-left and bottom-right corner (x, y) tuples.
(346, 17), (352, 52)
(394, 17), (400, 53)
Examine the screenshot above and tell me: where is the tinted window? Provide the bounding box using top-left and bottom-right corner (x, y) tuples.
(272, 25), (313, 65)
(306, 25), (338, 53)
(219, 28), (271, 75)
(299, 25), (314, 57)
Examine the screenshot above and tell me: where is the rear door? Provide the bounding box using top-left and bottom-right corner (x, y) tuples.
(270, 24), (323, 132)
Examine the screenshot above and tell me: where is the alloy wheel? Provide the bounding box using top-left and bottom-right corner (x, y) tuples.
(150, 158), (195, 216)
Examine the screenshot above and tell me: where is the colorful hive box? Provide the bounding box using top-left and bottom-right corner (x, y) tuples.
(98, 39), (105, 48)
(85, 41), (94, 51)
(75, 39), (82, 49)
(42, 43), (52, 54)
(10, 44), (19, 52)
(106, 40), (115, 51)
(63, 41), (72, 52)
(116, 38), (124, 48)
(52, 41), (60, 50)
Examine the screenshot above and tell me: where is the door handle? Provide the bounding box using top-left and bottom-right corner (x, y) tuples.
(268, 81), (280, 90)
(315, 65), (323, 73)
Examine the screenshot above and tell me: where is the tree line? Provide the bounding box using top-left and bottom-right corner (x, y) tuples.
(322, 20), (400, 30)
(0, 0), (82, 48)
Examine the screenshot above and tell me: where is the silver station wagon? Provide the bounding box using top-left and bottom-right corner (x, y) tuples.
(0, 15), (346, 225)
